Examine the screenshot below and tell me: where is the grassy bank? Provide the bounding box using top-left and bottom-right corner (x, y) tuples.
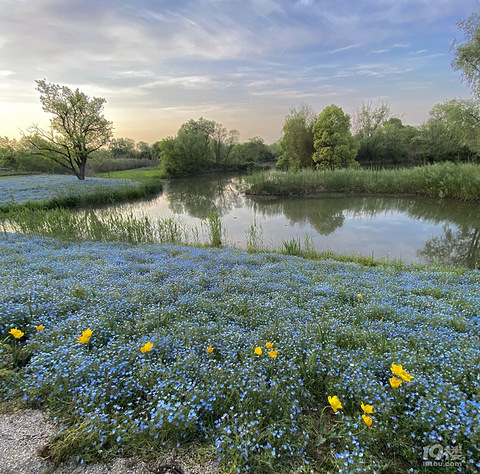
(0, 173), (163, 214)
(96, 167), (166, 183)
(1, 233), (479, 473)
(244, 163), (480, 201)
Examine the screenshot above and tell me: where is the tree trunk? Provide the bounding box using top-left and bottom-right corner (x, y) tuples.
(78, 156), (87, 180)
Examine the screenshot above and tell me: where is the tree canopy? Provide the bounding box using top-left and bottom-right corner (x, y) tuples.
(451, 11), (480, 99)
(28, 80), (113, 180)
(277, 105), (316, 171)
(312, 104), (359, 169)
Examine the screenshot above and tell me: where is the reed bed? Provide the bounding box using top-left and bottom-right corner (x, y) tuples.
(244, 163), (480, 202)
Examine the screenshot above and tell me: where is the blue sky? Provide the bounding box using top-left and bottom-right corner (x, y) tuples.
(0, 0), (478, 144)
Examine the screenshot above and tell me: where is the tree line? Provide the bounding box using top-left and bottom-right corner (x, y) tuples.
(151, 118), (274, 176)
(276, 98), (480, 171)
(271, 11), (480, 172)
(3, 97), (478, 179)
(0, 98), (275, 179)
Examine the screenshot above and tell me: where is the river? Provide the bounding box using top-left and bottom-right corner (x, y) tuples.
(105, 173), (480, 268)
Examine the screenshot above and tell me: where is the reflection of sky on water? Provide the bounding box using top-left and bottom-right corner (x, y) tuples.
(224, 210), (444, 263)
(106, 177), (478, 265)
(321, 212), (445, 263)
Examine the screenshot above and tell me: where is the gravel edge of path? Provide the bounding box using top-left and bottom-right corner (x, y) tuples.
(0, 409), (219, 474)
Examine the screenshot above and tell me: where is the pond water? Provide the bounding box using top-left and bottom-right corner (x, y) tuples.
(106, 173), (480, 268)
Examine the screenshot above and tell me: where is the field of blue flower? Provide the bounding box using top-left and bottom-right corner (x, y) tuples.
(0, 175), (143, 206)
(1, 232), (479, 473)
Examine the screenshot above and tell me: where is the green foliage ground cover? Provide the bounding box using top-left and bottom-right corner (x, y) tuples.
(244, 163), (480, 202)
(0, 233), (479, 473)
(96, 168), (166, 182)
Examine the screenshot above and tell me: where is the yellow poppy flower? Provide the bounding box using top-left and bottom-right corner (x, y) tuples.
(254, 347), (262, 355)
(35, 325), (45, 331)
(76, 328), (92, 344)
(268, 349), (278, 359)
(328, 395), (343, 412)
(77, 334), (90, 344)
(357, 293), (363, 300)
(9, 328), (24, 339)
(362, 414), (373, 427)
(391, 363), (403, 377)
(361, 402), (373, 414)
(207, 346), (214, 353)
(399, 369), (414, 382)
(141, 342), (153, 353)
(265, 341), (273, 349)
(389, 376), (402, 388)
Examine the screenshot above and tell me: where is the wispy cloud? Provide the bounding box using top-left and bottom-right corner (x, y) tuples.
(0, 0), (477, 142)
(328, 44), (361, 55)
(370, 49), (391, 54)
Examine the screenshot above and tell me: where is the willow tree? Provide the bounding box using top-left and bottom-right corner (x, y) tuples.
(28, 80), (113, 180)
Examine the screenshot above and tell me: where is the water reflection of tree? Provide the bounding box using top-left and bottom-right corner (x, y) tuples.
(249, 198), (346, 235)
(161, 174), (480, 266)
(165, 175), (245, 218)
(247, 194), (480, 237)
(417, 225), (480, 269)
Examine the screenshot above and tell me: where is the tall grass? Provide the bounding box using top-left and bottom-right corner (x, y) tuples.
(2, 209), (195, 245)
(1, 208), (424, 270)
(3, 208), (232, 250)
(245, 219), (264, 253)
(201, 210), (225, 247)
(244, 163), (480, 202)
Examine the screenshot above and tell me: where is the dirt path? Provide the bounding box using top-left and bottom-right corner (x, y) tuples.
(0, 410), (218, 474)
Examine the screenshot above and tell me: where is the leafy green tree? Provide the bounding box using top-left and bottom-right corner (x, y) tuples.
(155, 137), (183, 176)
(312, 104), (359, 169)
(353, 101), (391, 166)
(413, 99), (479, 163)
(229, 137), (273, 169)
(268, 140), (282, 161)
(28, 79), (113, 180)
(451, 11), (480, 99)
(277, 105), (315, 171)
(353, 101), (391, 139)
(0, 137), (19, 169)
(109, 137), (136, 159)
(176, 117), (215, 174)
(211, 122), (239, 169)
(434, 99), (480, 156)
(136, 141), (152, 160)
(381, 118), (418, 166)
